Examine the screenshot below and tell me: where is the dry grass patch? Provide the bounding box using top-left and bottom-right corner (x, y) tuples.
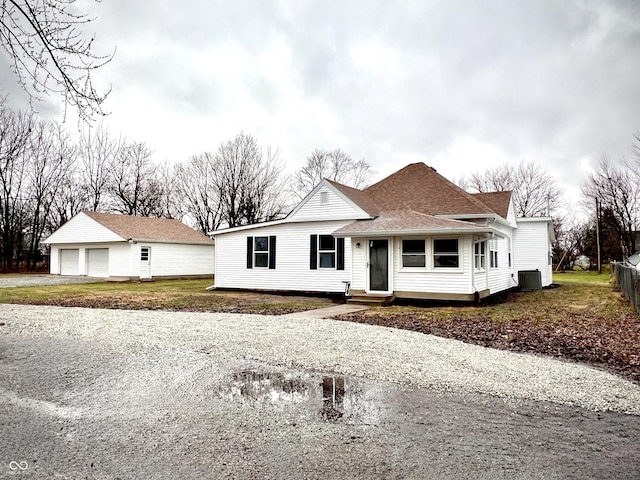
(0, 279), (338, 315)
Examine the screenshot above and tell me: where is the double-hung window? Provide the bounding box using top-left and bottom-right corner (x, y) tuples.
(254, 236), (269, 268)
(310, 234), (345, 270)
(402, 239), (426, 267)
(474, 241), (486, 270)
(318, 235), (336, 268)
(246, 236), (276, 269)
(489, 238), (498, 268)
(433, 239), (459, 268)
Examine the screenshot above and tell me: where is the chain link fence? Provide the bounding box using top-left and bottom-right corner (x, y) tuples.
(612, 262), (640, 314)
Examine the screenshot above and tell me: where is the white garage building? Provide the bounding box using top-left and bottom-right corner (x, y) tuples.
(44, 211), (215, 280)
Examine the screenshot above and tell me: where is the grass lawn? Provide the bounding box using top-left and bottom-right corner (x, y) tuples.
(0, 279), (338, 315)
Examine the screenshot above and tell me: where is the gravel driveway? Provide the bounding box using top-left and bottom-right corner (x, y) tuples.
(2, 304), (639, 479)
(0, 275), (102, 288)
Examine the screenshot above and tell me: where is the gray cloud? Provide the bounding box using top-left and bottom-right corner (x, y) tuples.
(2, 0), (639, 207)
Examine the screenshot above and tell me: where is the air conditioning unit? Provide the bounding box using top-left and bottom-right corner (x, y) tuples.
(518, 270), (542, 291)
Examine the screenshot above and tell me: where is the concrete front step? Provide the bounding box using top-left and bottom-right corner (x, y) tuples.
(347, 294), (396, 306)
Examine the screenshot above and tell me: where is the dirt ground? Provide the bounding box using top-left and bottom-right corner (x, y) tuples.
(2, 335), (639, 479)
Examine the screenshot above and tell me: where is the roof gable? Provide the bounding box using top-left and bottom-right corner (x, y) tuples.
(364, 163), (495, 216)
(287, 179), (375, 221)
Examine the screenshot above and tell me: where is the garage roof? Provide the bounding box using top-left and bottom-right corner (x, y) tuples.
(45, 212), (214, 245)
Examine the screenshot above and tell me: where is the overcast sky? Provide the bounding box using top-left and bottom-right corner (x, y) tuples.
(2, 0), (640, 211)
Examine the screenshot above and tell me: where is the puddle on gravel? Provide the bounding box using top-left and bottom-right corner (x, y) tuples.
(215, 364), (381, 424)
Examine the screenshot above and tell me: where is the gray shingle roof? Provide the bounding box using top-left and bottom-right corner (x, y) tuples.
(333, 210), (489, 236)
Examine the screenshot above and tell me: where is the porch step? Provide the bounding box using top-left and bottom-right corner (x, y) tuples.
(347, 294), (396, 306)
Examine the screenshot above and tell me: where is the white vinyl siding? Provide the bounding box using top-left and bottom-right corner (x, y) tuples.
(288, 185), (370, 222)
(135, 243), (214, 277)
(215, 220), (353, 293)
(45, 212), (124, 244)
(49, 242), (213, 278)
(393, 236), (473, 294)
(513, 219), (553, 287)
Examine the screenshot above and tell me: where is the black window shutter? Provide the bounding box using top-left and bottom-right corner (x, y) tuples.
(336, 237), (345, 270)
(268, 236), (276, 269)
(246, 236), (253, 269)
(310, 235), (318, 270)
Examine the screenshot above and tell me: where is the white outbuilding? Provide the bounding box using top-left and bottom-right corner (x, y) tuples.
(44, 211), (215, 280)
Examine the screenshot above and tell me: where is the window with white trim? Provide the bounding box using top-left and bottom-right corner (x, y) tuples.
(433, 239), (459, 268)
(318, 235), (336, 268)
(474, 241), (486, 270)
(489, 238), (498, 268)
(402, 239), (426, 267)
(254, 236), (269, 268)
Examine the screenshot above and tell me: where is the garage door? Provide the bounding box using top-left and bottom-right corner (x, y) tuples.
(59, 249), (79, 276)
(87, 248), (109, 277)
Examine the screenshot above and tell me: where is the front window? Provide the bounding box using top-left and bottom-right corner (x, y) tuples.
(474, 241), (486, 270)
(402, 239), (426, 267)
(318, 235), (335, 268)
(433, 239), (459, 268)
(254, 236), (269, 268)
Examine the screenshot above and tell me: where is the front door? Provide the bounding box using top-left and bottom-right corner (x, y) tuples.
(369, 239), (389, 292)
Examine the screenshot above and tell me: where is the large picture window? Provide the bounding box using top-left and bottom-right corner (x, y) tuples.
(402, 239), (426, 267)
(433, 239), (459, 268)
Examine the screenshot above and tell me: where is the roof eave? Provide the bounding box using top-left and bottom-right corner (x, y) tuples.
(333, 226), (502, 238)
(437, 213), (512, 227)
(129, 238), (214, 246)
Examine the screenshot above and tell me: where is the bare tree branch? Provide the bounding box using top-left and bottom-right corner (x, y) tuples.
(0, 0), (113, 121)
(291, 148), (375, 200)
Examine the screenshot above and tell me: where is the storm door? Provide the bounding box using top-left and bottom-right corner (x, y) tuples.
(368, 239), (389, 292)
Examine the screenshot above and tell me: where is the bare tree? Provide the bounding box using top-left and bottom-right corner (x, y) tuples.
(0, 0), (113, 120)
(582, 157), (639, 256)
(464, 161), (562, 217)
(154, 160), (182, 220)
(0, 101), (32, 268)
(212, 132), (286, 228)
(78, 124), (119, 211)
(291, 148), (374, 200)
(108, 140), (164, 216)
(174, 153), (223, 233)
(23, 118), (76, 268)
(552, 214), (589, 270)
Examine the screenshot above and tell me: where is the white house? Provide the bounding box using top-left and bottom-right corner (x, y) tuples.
(44, 211), (215, 280)
(212, 163), (555, 302)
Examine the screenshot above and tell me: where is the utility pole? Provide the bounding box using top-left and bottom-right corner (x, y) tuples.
(595, 197), (602, 273)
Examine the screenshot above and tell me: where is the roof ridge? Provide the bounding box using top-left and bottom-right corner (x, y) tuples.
(363, 162), (495, 216)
